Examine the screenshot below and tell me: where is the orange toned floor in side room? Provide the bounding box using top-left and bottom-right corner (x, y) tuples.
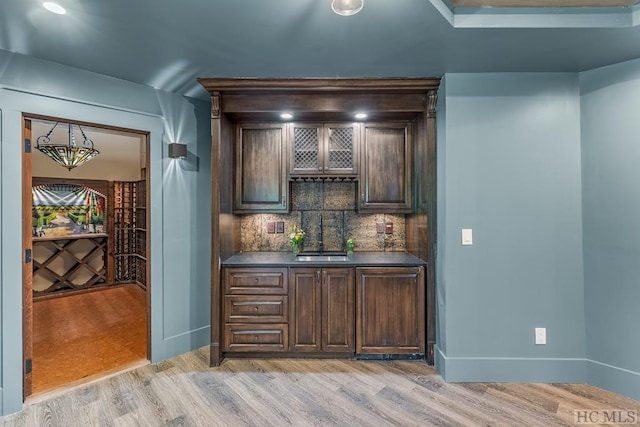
(32, 284), (147, 394)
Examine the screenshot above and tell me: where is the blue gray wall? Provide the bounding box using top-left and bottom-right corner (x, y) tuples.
(2, 48), (639, 415)
(580, 59), (640, 400)
(0, 50), (211, 415)
(436, 73), (587, 382)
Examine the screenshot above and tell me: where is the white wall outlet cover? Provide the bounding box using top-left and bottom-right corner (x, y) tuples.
(461, 228), (473, 245)
(535, 327), (547, 345)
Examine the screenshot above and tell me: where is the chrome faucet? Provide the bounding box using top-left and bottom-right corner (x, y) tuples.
(318, 214), (324, 254)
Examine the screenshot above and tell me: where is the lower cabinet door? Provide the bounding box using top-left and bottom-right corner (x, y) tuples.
(290, 267), (354, 353)
(356, 267), (425, 354)
(289, 268), (322, 352)
(224, 324), (288, 352)
(322, 268), (355, 353)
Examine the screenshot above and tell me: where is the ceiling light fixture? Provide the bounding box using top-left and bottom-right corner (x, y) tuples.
(36, 122), (100, 170)
(280, 113), (294, 120)
(331, 0), (364, 16)
(355, 112), (368, 120)
(43, 2), (67, 15)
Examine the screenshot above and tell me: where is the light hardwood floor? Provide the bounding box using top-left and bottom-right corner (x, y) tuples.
(2, 347), (637, 426)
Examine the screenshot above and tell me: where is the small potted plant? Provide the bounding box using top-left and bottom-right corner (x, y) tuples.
(346, 237), (355, 255)
(289, 226), (306, 254)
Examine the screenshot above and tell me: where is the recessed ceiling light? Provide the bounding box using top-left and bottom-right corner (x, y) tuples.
(43, 2), (67, 15)
(355, 112), (368, 120)
(280, 113), (293, 120)
(332, 0), (364, 16)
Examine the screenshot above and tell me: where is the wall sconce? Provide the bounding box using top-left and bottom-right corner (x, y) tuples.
(168, 143), (187, 159)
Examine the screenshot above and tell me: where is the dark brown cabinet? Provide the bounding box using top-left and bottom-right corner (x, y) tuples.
(201, 78), (440, 366)
(356, 267), (425, 354)
(358, 122), (412, 213)
(234, 123), (288, 212)
(289, 267), (354, 353)
(222, 267), (289, 352)
(289, 123), (358, 177)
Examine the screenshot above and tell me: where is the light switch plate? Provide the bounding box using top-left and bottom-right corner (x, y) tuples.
(535, 327), (547, 345)
(267, 222), (275, 234)
(376, 222), (385, 234)
(461, 228), (473, 245)
(276, 221), (284, 233)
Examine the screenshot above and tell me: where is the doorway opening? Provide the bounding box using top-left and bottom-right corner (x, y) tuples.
(22, 114), (151, 398)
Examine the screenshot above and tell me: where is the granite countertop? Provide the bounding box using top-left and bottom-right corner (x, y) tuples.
(221, 251), (427, 267)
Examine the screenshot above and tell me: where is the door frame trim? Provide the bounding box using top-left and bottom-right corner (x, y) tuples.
(22, 113), (151, 398)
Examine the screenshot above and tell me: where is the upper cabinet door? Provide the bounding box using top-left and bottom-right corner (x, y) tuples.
(325, 123), (358, 175)
(358, 122), (412, 213)
(290, 123), (358, 177)
(234, 123), (288, 213)
(290, 123), (322, 175)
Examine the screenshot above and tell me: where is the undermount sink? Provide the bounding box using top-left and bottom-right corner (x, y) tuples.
(295, 253), (349, 262)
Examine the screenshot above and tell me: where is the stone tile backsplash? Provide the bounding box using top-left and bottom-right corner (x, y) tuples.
(240, 182), (405, 253)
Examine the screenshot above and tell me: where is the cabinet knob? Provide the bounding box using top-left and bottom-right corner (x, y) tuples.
(254, 306), (259, 311)
(253, 335), (258, 341)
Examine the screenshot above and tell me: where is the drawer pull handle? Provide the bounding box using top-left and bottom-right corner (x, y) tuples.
(254, 335), (259, 341)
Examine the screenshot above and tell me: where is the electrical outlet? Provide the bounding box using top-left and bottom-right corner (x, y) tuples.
(376, 222), (385, 234)
(267, 222), (275, 234)
(385, 222), (393, 234)
(535, 327), (546, 345)
(276, 221), (284, 233)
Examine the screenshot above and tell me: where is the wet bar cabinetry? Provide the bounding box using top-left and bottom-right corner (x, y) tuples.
(359, 122), (412, 213)
(223, 268), (289, 352)
(234, 123), (288, 213)
(200, 78), (440, 366)
(289, 267), (354, 353)
(290, 123), (358, 177)
(356, 267), (425, 354)
(219, 254), (425, 359)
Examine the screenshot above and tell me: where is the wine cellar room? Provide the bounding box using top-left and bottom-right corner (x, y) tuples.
(25, 115), (150, 397)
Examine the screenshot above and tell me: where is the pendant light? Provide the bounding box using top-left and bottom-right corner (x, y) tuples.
(36, 122), (100, 171)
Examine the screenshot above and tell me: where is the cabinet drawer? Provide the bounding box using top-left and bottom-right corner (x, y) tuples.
(225, 295), (288, 323)
(224, 268), (288, 294)
(224, 324), (289, 352)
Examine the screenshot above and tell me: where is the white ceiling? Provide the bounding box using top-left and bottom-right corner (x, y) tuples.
(2, 0), (640, 100)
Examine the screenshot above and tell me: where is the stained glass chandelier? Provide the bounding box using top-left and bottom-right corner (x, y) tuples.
(36, 122), (99, 171)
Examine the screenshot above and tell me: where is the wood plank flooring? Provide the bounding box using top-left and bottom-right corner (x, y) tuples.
(3, 347), (637, 426)
(32, 284), (147, 394)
